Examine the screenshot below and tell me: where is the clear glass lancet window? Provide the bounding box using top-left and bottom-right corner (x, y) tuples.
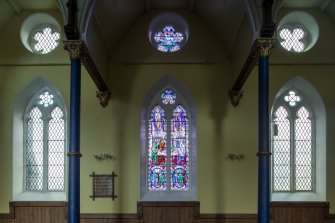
(272, 90), (313, 192)
(147, 88), (190, 192)
(25, 90), (65, 191)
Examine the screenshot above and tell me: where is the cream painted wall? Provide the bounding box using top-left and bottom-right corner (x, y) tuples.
(0, 4), (334, 217)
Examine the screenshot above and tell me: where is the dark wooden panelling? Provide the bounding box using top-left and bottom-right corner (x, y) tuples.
(1, 201), (333, 223)
(80, 213), (139, 223)
(199, 214), (257, 223)
(10, 201), (67, 223)
(271, 202), (329, 223)
(138, 201), (199, 223)
(0, 214), (11, 223)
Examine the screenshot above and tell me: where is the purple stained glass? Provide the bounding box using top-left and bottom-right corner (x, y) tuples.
(154, 25), (184, 52)
(171, 105), (189, 191)
(161, 89), (176, 105)
(148, 105), (167, 191)
(171, 165), (189, 190)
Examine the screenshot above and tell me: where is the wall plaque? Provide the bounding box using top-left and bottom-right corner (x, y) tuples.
(90, 172), (117, 200)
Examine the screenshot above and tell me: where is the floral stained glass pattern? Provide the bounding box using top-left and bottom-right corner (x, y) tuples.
(161, 89), (176, 105)
(154, 25), (184, 52)
(170, 105), (189, 191)
(148, 105), (167, 191)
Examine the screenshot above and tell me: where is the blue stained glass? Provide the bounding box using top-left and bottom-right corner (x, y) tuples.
(171, 105), (189, 191)
(148, 165), (166, 191)
(171, 165), (189, 190)
(148, 105), (167, 191)
(161, 89), (176, 105)
(154, 25), (184, 52)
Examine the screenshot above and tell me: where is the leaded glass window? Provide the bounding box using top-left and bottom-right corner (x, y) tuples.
(154, 25), (184, 52)
(272, 89), (314, 192)
(25, 90), (66, 192)
(30, 26), (61, 54)
(147, 88), (190, 192)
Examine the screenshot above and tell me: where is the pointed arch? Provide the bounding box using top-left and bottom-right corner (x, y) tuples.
(140, 76), (197, 201)
(13, 77), (67, 201)
(271, 76), (326, 201)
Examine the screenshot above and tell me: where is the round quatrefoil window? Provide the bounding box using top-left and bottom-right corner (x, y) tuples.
(277, 11), (319, 53)
(148, 12), (189, 53)
(20, 13), (61, 55)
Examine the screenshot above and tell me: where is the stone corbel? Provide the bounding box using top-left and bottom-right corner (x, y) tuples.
(96, 90), (111, 108)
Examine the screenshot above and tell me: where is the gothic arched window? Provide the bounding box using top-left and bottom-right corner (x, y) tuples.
(271, 76), (326, 201)
(13, 77), (67, 201)
(141, 77), (196, 201)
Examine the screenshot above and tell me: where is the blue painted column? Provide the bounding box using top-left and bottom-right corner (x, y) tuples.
(256, 39), (275, 223)
(64, 40), (82, 223)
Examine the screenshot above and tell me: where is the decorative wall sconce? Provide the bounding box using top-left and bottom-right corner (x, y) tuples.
(225, 153), (245, 161)
(94, 153), (114, 161)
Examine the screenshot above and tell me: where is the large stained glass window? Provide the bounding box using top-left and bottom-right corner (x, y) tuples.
(272, 90), (313, 192)
(147, 89), (190, 192)
(25, 90), (66, 192)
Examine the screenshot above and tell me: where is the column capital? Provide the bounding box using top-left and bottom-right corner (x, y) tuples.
(63, 40), (85, 59)
(255, 38), (276, 57)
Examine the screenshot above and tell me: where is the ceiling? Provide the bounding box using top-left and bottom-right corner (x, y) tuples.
(1, 0), (335, 67)
(1, 0), (334, 48)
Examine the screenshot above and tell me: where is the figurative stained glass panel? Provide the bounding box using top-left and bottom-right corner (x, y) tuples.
(170, 105), (189, 191)
(48, 107), (65, 191)
(154, 25), (184, 52)
(26, 107), (44, 191)
(161, 89), (176, 105)
(148, 105), (167, 191)
(272, 106), (291, 191)
(294, 106), (312, 191)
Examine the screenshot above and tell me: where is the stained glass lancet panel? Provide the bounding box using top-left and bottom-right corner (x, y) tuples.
(170, 105), (189, 191)
(273, 106), (291, 191)
(48, 107), (65, 191)
(295, 106), (312, 191)
(26, 107), (44, 191)
(148, 105), (167, 191)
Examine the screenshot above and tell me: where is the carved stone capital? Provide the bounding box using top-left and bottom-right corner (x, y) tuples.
(63, 40), (85, 59)
(228, 90), (243, 107)
(255, 38), (276, 57)
(96, 90), (111, 108)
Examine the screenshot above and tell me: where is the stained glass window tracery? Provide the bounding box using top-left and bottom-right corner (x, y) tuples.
(154, 25), (184, 52)
(161, 89), (176, 105)
(147, 91), (190, 192)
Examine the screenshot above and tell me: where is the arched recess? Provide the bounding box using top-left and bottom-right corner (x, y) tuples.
(13, 77), (68, 201)
(271, 76), (326, 201)
(140, 76), (197, 201)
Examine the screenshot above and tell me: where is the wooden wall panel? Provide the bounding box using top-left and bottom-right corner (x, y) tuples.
(10, 202), (66, 223)
(138, 201), (199, 223)
(199, 214), (257, 223)
(271, 202), (329, 223)
(1, 201), (333, 223)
